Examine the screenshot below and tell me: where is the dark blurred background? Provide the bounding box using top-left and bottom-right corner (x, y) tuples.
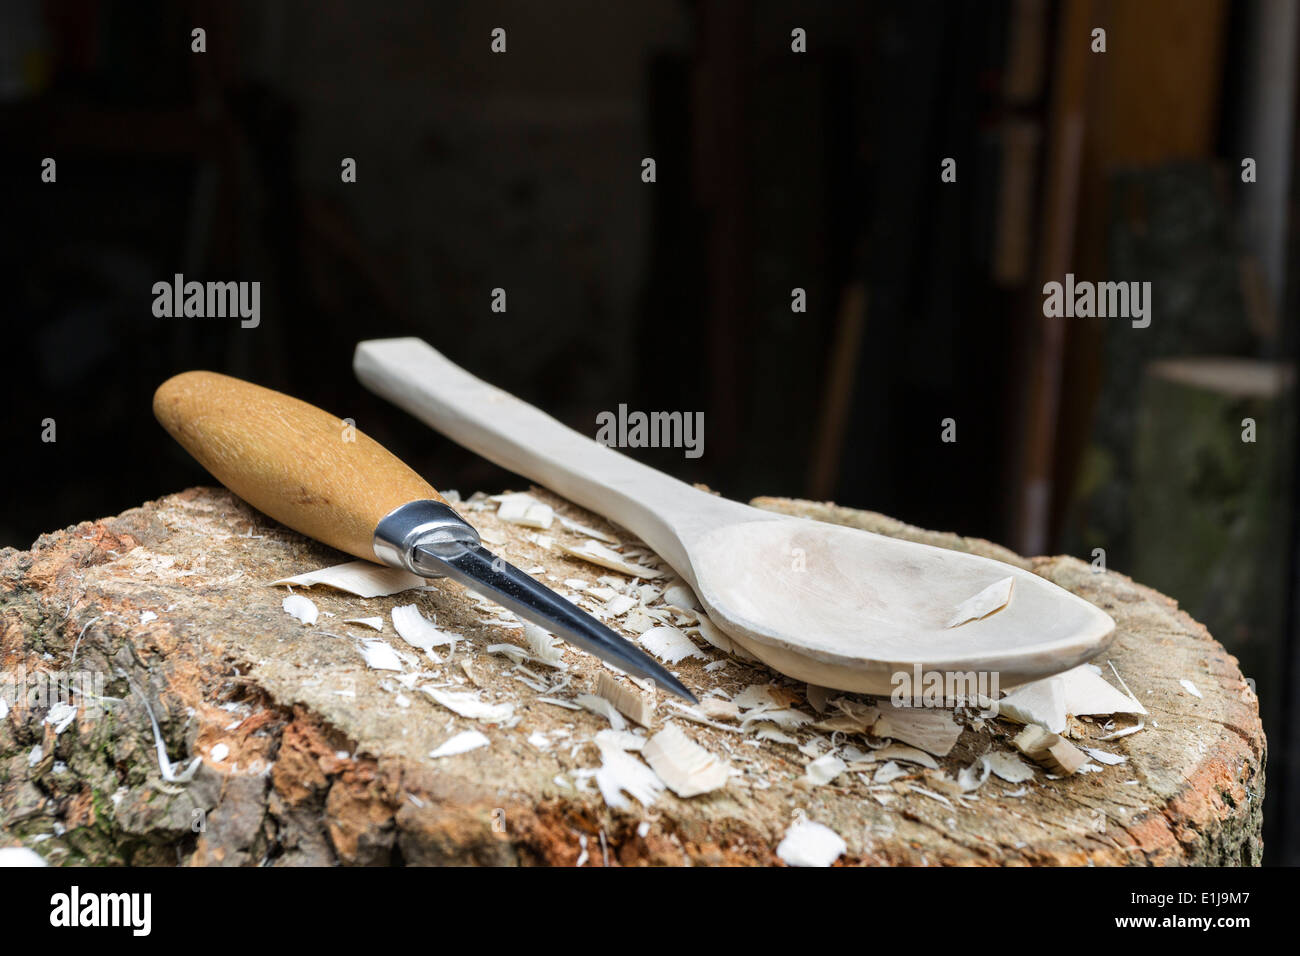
(2, 0), (1297, 861)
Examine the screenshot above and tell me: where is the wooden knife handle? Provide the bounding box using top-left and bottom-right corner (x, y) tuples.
(153, 371), (448, 561)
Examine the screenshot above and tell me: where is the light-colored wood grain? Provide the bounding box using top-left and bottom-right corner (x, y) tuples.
(154, 371), (445, 561)
(355, 338), (1116, 693)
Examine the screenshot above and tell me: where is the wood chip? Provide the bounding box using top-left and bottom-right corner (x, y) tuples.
(343, 616), (384, 631)
(495, 493), (554, 529)
(594, 746), (663, 810)
(777, 818), (846, 867)
(1180, 678), (1203, 698)
(642, 724), (731, 797)
(359, 639), (403, 672)
(429, 730), (489, 758)
(281, 594), (318, 625)
(1012, 724), (1088, 775)
(637, 625), (705, 664)
(983, 751), (1036, 783)
(272, 560), (430, 598)
(802, 753), (847, 786)
(871, 705), (962, 756)
(946, 575), (1015, 627)
(595, 671), (656, 727)
(391, 604), (457, 655)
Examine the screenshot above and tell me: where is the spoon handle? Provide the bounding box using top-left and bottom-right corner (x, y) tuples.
(354, 337), (735, 578)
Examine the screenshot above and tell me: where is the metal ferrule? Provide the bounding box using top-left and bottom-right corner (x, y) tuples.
(372, 500), (480, 576)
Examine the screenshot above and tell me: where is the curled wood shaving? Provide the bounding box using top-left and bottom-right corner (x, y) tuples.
(559, 540), (663, 578)
(421, 687), (514, 724)
(871, 743), (939, 769)
(556, 514), (618, 543)
(272, 560), (430, 598)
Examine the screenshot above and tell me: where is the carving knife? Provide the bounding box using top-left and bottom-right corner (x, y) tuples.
(152, 370), (696, 703)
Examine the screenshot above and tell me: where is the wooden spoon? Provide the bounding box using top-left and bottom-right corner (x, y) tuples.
(355, 338), (1115, 694)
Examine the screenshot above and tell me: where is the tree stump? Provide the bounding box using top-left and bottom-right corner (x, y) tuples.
(0, 487), (1264, 865)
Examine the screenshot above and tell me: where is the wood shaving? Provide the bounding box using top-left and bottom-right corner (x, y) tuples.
(776, 818), (846, 867)
(536, 696), (582, 711)
(1079, 745), (1127, 765)
(593, 746), (663, 810)
(421, 687), (514, 724)
(946, 575), (1015, 627)
(662, 583), (701, 610)
(688, 617), (737, 655)
(871, 705), (962, 756)
(558, 539), (664, 578)
(604, 594), (637, 617)
(344, 616), (384, 631)
(522, 623), (566, 666)
(642, 724), (732, 797)
(1059, 665), (1147, 716)
(392, 604), (457, 656)
(872, 743), (939, 769)
(996, 678), (1067, 733)
(637, 625), (705, 664)
(698, 698), (741, 721)
(556, 514), (618, 543)
(272, 560), (429, 598)
(429, 730), (490, 758)
(595, 729), (646, 751)
(495, 493), (554, 529)
(1096, 719), (1145, 741)
(1179, 678), (1203, 698)
(576, 693), (627, 730)
(982, 751), (1036, 783)
(595, 671), (655, 727)
(873, 760), (910, 784)
(753, 725), (799, 746)
(956, 758), (992, 792)
(741, 708), (812, 732)
(803, 753), (847, 786)
(281, 594), (318, 626)
(806, 684), (832, 713)
(359, 640), (403, 672)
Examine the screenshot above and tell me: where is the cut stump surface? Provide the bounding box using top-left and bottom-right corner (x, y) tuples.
(0, 488), (1264, 865)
